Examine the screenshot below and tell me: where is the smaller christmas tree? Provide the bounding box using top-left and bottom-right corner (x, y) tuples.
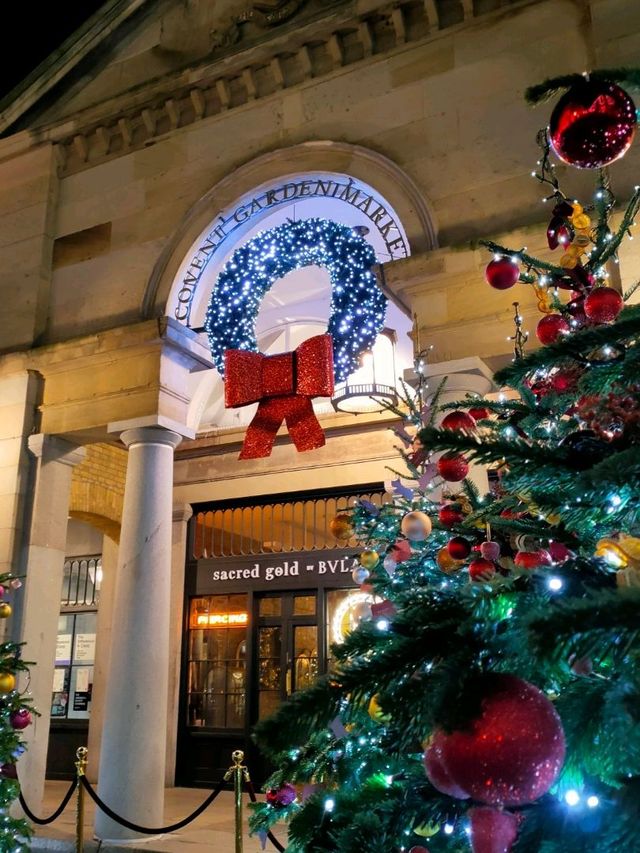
(0, 571), (35, 853)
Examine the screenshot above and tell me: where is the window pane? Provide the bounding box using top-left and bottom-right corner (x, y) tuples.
(186, 594), (247, 729)
(293, 594), (316, 616)
(55, 615), (74, 666)
(67, 665), (93, 719)
(51, 667), (70, 718)
(73, 613), (97, 664)
(293, 625), (318, 691)
(259, 597), (281, 617)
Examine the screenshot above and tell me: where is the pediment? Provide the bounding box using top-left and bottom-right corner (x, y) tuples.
(1, 0), (349, 135)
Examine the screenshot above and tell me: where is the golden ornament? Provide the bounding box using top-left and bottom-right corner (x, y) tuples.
(560, 253), (578, 269)
(330, 514), (354, 540)
(436, 546), (465, 574)
(596, 534), (640, 570)
(571, 202), (583, 216)
(400, 510), (432, 542)
(0, 603), (12, 619)
(368, 694), (391, 724)
(572, 213), (591, 230)
(0, 673), (15, 694)
(567, 243), (583, 258)
(360, 550), (380, 570)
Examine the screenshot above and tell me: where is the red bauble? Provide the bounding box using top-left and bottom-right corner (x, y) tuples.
(435, 674), (565, 806)
(423, 732), (470, 799)
(514, 549), (553, 570)
(409, 848), (430, 853)
(549, 79), (637, 168)
(469, 807), (520, 853)
(441, 411), (477, 432)
(485, 258), (520, 290)
(9, 708), (31, 730)
(584, 288), (624, 324)
(448, 536), (472, 560)
(437, 453), (469, 482)
(438, 504), (464, 527)
(468, 406), (490, 421)
(0, 763), (16, 779)
(536, 314), (570, 345)
(266, 783), (297, 807)
(548, 541), (573, 563)
(390, 539), (412, 563)
(469, 558), (496, 581)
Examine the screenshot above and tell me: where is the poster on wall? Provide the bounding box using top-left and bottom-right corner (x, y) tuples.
(74, 633), (96, 663)
(55, 634), (72, 665)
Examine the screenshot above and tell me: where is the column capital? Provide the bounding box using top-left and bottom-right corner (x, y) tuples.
(27, 434), (86, 468)
(173, 503), (193, 525)
(120, 426), (182, 451)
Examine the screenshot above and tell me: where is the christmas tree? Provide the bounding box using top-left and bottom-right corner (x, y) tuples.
(250, 71), (640, 852)
(0, 572), (34, 852)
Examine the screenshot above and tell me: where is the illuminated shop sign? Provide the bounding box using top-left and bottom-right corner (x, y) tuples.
(195, 613), (249, 627)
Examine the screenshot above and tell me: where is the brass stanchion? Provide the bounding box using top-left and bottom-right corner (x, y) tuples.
(224, 750), (250, 853)
(74, 747), (88, 853)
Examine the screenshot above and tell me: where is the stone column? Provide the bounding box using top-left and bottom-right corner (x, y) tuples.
(86, 534), (119, 782)
(94, 426), (182, 841)
(165, 503), (193, 786)
(15, 435), (86, 811)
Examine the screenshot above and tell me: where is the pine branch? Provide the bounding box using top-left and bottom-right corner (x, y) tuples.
(525, 68), (640, 104)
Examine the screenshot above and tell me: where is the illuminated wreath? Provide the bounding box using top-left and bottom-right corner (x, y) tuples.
(205, 217), (387, 382)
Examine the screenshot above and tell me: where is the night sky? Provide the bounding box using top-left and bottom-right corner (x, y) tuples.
(0, 2), (107, 100)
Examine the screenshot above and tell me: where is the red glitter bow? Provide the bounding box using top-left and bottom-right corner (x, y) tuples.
(225, 334), (335, 459)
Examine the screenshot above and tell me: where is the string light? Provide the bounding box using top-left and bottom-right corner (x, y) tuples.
(205, 217), (387, 381)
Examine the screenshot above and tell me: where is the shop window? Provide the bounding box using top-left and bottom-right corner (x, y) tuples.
(187, 594), (248, 728)
(51, 611), (96, 720)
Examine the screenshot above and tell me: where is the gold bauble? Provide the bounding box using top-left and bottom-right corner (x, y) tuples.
(0, 673), (15, 694)
(0, 603), (12, 619)
(330, 514), (354, 540)
(436, 546), (464, 574)
(400, 511), (432, 542)
(360, 550), (380, 570)
(567, 243), (583, 258)
(368, 694), (391, 724)
(560, 253), (578, 269)
(596, 534), (640, 570)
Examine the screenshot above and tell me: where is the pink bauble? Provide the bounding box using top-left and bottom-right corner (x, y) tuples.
(486, 258), (520, 290)
(266, 782), (297, 807)
(469, 558), (496, 581)
(9, 708), (31, 730)
(584, 288), (624, 324)
(441, 411), (477, 432)
(437, 674), (565, 806)
(514, 549), (553, 570)
(391, 539), (413, 563)
(536, 314), (570, 345)
(480, 541), (501, 562)
(423, 732), (469, 799)
(437, 453), (469, 483)
(469, 807), (520, 853)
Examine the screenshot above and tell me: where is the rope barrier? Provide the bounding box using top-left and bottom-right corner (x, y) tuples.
(18, 779), (78, 826)
(80, 775), (226, 835)
(19, 746), (287, 851)
(246, 780), (286, 852)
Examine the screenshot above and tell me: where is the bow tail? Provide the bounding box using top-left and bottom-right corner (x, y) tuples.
(239, 398), (287, 460)
(285, 396), (326, 452)
(239, 396), (326, 459)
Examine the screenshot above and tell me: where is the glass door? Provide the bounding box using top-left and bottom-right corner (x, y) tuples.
(255, 592), (319, 722)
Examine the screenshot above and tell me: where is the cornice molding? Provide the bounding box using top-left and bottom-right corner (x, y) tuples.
(0, 0), (539, 176)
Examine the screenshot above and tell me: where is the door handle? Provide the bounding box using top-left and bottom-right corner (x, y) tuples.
(285, 667), (292, 695)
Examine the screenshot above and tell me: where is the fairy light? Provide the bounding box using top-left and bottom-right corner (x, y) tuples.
(587, 795), (600, 808)
(565, 790), (580, 806)
(205, 218), (387, 382)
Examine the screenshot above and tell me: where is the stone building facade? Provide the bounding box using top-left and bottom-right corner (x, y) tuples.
(1, 0), (639, 841)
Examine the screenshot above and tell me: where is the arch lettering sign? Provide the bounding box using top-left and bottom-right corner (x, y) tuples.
(174, 176), (409, 323)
